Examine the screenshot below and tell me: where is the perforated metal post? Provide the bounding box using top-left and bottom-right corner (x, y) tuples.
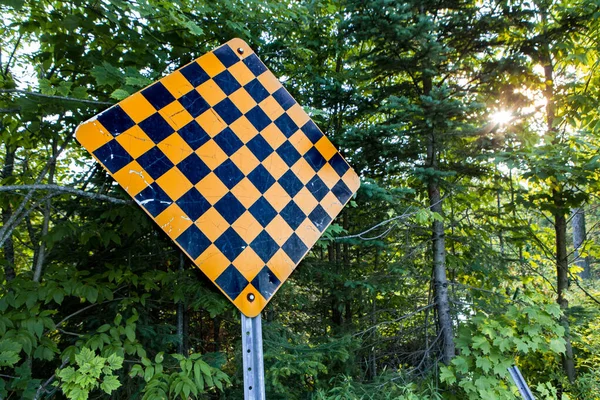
(242, 313), (266, 400)
(508, 365), (535, 400)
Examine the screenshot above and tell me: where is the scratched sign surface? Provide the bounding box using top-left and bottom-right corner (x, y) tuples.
(76, 38), (360, 317)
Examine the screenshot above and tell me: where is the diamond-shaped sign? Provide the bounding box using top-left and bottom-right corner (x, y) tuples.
(76, 38), (360, 317)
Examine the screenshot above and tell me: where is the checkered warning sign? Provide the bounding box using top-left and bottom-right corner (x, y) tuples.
(76, 38), (359, 317)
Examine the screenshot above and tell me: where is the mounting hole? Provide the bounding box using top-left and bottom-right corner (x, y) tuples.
(249, 386), (253, 390)
(248, 367), (252, 371)
(247, 293), (255, 302)
(247, 349), (251, 353)
(237, 47), (245, 54)
(246, 330), (250, 335)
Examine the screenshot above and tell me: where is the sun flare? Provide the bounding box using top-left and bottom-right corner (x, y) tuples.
(490, 110), (513, 125)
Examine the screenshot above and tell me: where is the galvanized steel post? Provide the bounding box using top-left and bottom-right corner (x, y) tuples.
(242, 313), (266, 400)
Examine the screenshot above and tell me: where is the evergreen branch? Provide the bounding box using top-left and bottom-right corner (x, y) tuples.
(0, 184), (132, 205)
(0, 89), (113, 106)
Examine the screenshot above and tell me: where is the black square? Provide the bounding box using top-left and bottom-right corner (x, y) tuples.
(251, 267), (281, 300)
(139, 113), (174, 143)
(180, 62), (210, 87)
(177, 153), (210, 184)
(246, 106), (271, 132)
(279, 200), (306, 230)
(178, 120), (210, 150)
(332, 180), (352, 204)
(308, 205), (332, 232)
(213, 98), (242, 125)
(215, 265), (248, 300)
(175, 187), (211, 220)
(214, 192), (246, 224)
(301, 120), (324, 144)
(245, 79), (270, 103)
(141, 82), (175, 110)
(248, 197), (277, 227)
(246, 134), (273, 161)
(272, 87), (295, 110)
(329, 153), (350, 177)
(247, 164), (275, 193)
(243, 54), (267, 76)
(213, 70), (242, 95)
(250, 231), (279, 263)
(93, 140), (133, 174)
(136, 147), (174, 180)
(214, 127), (243, 156)
(306, 175), (329, 201)
(278, 170), (303, 197)
(274, 114), (298, 138)
(214, 45), (240, 68)
(276, 141), (301, 167)
(214, 227), (246, 261)
(97, 105), (135, 136)
(135, 182), (173, 217)
(179, 90), (210, 118)
(176, 224), (211, 260)
(213, 159), (244, 190)
(304, 147), (327, 172)
(282, 233), (308, 264)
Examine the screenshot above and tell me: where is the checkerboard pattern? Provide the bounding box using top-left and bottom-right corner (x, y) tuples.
(76, 38), (360, 317)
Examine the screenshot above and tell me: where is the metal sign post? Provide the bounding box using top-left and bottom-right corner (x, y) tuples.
(508, 365), (535, 400)
(242, 313), (266, 400)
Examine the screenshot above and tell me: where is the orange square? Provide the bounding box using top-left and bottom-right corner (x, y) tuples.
(232, 247), (265, 280)
(228, 62), (256, 86)
(119, 92), (156, 123)
(263, 182), (291, 212)
(155, 167), (193, 201)
(265, 215), (294, 246)
(159, 101), (193, 130)
(267, 249), (295, 281)
(195, 108), (227, 136)
(155, 203), (193, 240)
(315, 137), (338, 161)
(229, 116), (259, 143)
(342, 169), (361, 194)
(293, 187), (319, 216)
(262, 152), (289, 180)
(286, 103), (310, 128)
(112, 160), (154, 197)
(321, 191), (344, 218)
(76, 121), (113, 152)
(230, 178), (262, 208)
(158, 133), (193, 164)
(233, 284), (268, 317)
(257, 70), (281, 94)
(259, 96), (285, 121)
(196, 244), (230, 280)
(290, 158), (316, 184)
(195, 207), (229, 241)
(116, 125), (155, 159)
(260, 124), (287, 149)
(229, 88), (257, 114)
(288, 130), (312, 155)
(229, 146), (260, 176)
(161, 71), (194, 98)
(317, 163), (339, 189)
(195, 173), (229, 205)
(198, 52), (226, 77)
(196, 80), (227, 106)
(296, 219), (322, 251)
(196, 140), (228, 170)
(232, 211), (263, 243)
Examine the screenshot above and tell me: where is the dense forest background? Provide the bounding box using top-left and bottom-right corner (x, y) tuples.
(2, 0), (600, 398)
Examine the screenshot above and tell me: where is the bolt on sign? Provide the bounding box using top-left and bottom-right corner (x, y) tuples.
(76, 38), (359, 317)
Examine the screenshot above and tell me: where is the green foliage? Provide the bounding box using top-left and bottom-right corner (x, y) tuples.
(56, 348), (123, 400)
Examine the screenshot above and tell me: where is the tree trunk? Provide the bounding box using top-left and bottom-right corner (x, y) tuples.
(572, 208), (590, 279)
(424, 76), (455, 365)
(1, 142), (16, 281)
(177, 253), (188, 356)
